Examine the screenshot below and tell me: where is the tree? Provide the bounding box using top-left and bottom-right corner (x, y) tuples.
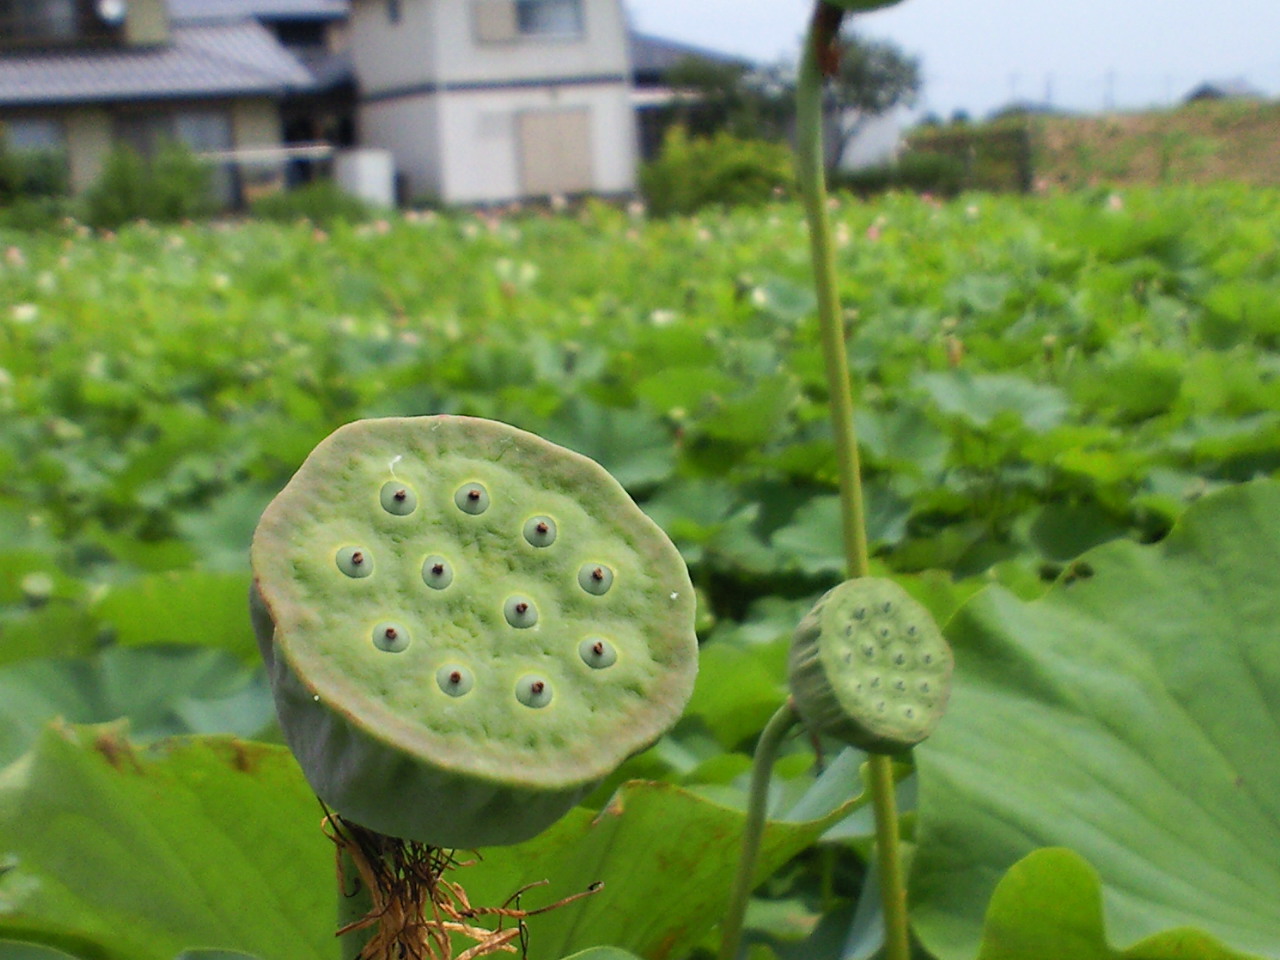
(827, 30), (922, 169)
(659, 56), (793, 143)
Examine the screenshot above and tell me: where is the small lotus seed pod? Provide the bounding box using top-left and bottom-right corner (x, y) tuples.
(789, 578), (952, 754)
(579, 637), (618, 669)
(454, 482), (490, 515)
(578, 563), (614, 596)
(515, 674), (553, 708)
(336, 546), (373, 579)
(251, 415), (697, 848)
(373, 621), (410, 653)
(504, 594), (538, 628)
(523, 516), (558, 547)
(380, 482), (417, 516)
(422, 555), (453, 590)
(436, 664), (474, 697)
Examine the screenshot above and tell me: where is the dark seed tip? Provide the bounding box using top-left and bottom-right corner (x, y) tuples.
(531, 681), (545, 694)
(351, 551), (364, 565)
(467, 488), (481, 500)
(592, 641), (604, 656)
(393, 488), (407, 501)
(515, 602), (528, 614)
(431, 563), (444, 575)
(384, 628), (398, 640)
(536, 521), (549, 533)
(591, 567), (605, 581)
(449, 670), (462, 684)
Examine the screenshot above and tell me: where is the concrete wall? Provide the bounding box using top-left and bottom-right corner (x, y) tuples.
(350, 0), (438, 94)
(16, 97), (283, 195)
(64, 107), (112, 191)
(435, 82), (635, 204)
(357, 93), (443, 200)
(351, 0), (638, 204)
(352, 0), (630, 94)
(434, 0), (629, 85)
(125, 0), (170, 47)
(230, 98), (281, 151)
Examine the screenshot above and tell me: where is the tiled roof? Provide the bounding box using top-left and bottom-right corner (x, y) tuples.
(169, 0), (349, 23)
(0, 20), (314, 106)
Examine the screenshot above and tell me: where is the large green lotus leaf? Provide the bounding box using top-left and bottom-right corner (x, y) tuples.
(0, 726), (330, 960)
(0, 646), (274, 766)
(914, 371), (1069, 434)
(430, 777), (864, 960)
(0, 725), (855, 960)
(91, 571), (256, 661)
(975, 848), (1252, 960)
(912, 480), (1280, 960)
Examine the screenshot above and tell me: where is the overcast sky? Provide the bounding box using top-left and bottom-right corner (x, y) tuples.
(625, 0), (1280, 118)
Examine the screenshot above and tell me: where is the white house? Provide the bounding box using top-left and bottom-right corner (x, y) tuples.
(350, 0), (637, 204)
(0, 0), (743, 206)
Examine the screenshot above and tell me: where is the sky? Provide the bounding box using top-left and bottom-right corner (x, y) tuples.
(625, 0), (1280, 119)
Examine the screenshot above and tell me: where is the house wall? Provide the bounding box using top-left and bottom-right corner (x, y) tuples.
(436, 83), (634, 204)
(434, 0), (629, 85)
(125, 0), (170, 47)
(11, 97), (283, 195)
(351, 0), (637, 204)
(357, 93), (443, 201)
(350, 0), (439, 94)
(230, 98), (282, 152)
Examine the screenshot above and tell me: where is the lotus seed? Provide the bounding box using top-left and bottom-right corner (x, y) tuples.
(372, 621), (410, 653)
(854, 607), (867, 620)
(516, 674), (553, 708)
(455, 483), (490, 515)
(881, 601), (893, 613)
(436, 664), (474, 697)
(504, 595), (538, 628)
(579, 637), (618, 669)
(380, 481), (418, 516)
(421, 555), (453, 590)
(893, 652), (906, 665)
(578, 563), (614, 596)
(336, 546), (374, 578)
(523, 516), (558, 547)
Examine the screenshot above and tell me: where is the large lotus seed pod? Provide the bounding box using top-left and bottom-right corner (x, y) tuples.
(251, 415), (697, 848)
(789, 578), (952, 754)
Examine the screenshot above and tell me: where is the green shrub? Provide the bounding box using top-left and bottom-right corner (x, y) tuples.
(639, 126), (792, 216)
(249, 180), (374, 227)
(0, 195), (71, 232)
(82, 140), (215, 229)
(834, 150), (967, 197)
(0, 147), (69, 203)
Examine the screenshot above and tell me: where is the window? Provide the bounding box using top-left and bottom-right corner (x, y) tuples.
(4, 118), (65, 153)
(113, 108), (235, 205)
(0, 117), (68, 195)
(515, 0), (582, 37)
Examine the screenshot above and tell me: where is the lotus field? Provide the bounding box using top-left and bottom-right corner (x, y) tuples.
(1, 183), (1279, 960)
